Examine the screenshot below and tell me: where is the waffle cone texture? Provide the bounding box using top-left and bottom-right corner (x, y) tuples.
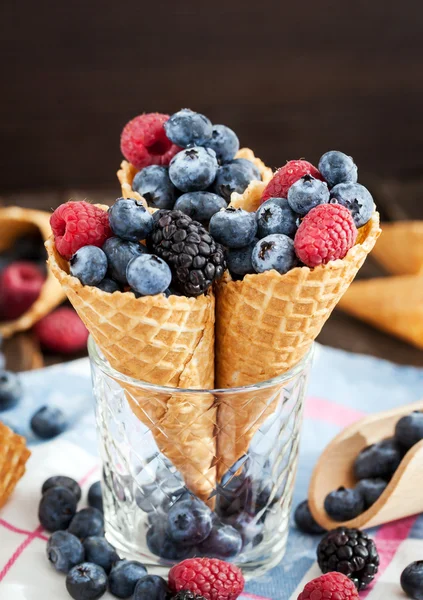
(0, 421), (31, 509)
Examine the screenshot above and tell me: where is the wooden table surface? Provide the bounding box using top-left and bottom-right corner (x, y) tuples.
(1, 182), (422, 372)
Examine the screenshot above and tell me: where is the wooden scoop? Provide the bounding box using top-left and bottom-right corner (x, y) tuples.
(309, 399), (423, 530)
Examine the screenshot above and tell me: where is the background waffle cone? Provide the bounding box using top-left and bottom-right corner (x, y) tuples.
(371, 221), (423, 275)
(0, 206), (65, 338)
(215, 182), (381, 480)
(0, 421), (31, 509)
(46, 235), (216, 502)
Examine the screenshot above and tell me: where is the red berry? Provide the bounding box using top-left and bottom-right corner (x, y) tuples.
(0, 261), (45, 321)
(120, 113), (181, 170)
(34, 307), (88, 354)
(50, 201), (112, 260)
(298, 572), (359, 599)
(168, 558), (244, 600)
(294, 203), (357, 268)
(262, 160), (324, 203)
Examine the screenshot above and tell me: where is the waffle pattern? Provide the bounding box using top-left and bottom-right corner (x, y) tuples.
(0, 421), (31, 509)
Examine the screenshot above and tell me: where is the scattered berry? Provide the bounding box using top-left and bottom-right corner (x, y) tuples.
(401, 561), (423, 600)
(46, 531), (85, 574)
(318, 151), (358, 188)
(66, 562), (107, 600)
(108, 198), (154, 242)
(297, 572), (359, 600)
(88, 481), (103, 513)
(103, 236), (147, 285)
(169, 557), (245, 600)
(261, 160), (323, 203)
(0, 371), (22, 411)
(294, 500), (326, 535)
(126, 254), (172, 296)
(209, 207), (257, 249)
(355, 478), (387, 508)
(226, 238), (257, 279)
(287, 174), (330, 216)
(51, 202), (112, 260)
(213, 160), (260, 203)
(70, 246), (108, 286)
(42, 476), (81, 502)
(95, 277), (120, 293)
(330, 182), (374, 228)
(108, 559), (148, 598)
(169, 147), (218, 193)
(354, 438), (403, 480)
(256, 197), (299, 239)
(204, 124), (239, 164)
(0, 261), (45, 320)
(133, 575), (169, 600)
(39, 486), (77, 532)
(132, 165), (176, 210)
(198, 523), (243, 559)
(324, 487), (365, 521)
(83, 536), (119, 574)
(395, 411), (423, 451)
(174, 192), (227, 223)
(164, 109), (213, 148)
(121, 113), (180, 170)
(34, 307), (88, 354)
(68, 508), (104, 540)
(168, 496), (213, 546)
(31, 405), (67, 439)
(252, 234), (297, 274)
(317, 527), (380, 591)
(294, 203), (357, 268)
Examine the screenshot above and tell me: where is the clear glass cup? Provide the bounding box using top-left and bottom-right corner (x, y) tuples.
(88, 336), (313, 578)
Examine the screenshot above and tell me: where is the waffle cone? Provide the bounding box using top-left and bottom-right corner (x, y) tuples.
(338, 274), (423, 349)
(215, 181), (381, 479)
(0, 207), (66, 338)
(371, 221), (423, 275)
(0, 421), (31, 509)
(46, 230), (216, 502)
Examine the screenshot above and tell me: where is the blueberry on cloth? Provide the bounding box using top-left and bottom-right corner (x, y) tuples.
(68, 507), (104, 540)
(133, 575), (169, 600)
(108, 559), (148, 598)
(31, 405), (68, 439)
(0, 370), (22, 411)
(66, 562), (107, 600)
(46, 530), (85, 574)
(88, 481), (103, 513)
(39, 486), (77, 532)
(401, 561), (423, 600)
(42, 476), (81, 502)
(83, 536), (119, 574)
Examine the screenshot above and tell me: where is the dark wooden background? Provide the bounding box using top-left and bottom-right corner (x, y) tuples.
(1, 0), (422, 369)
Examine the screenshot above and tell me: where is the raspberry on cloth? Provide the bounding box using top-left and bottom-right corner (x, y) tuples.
(297, 573), (359, 599)
(168, 557), (245, 600)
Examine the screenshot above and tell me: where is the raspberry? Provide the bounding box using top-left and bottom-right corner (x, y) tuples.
(120, 113), (181, 170)
(294, 203), (357, 268)
(168, 558), (244, 600)
(262, 160), (324, 203)
(298, 573), (359, 599)
(34, 307), (88, 354)
(0, 261), (45, 320)
(50, 201), (112, 260)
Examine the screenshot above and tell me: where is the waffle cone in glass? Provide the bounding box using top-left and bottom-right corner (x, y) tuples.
(215, 181), (381, 480)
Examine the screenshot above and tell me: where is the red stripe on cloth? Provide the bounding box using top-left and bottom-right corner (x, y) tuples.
(78, 464), (100, 488)
(305, 396), (366, 428)
(0, 519), (48, 541)
(0, 525), (43, 583)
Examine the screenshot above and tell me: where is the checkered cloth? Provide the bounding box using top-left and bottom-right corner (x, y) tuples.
(1, 344), (423, 599)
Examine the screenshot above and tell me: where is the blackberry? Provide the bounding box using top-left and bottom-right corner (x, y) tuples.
(171, 593), (206, 600)
(147, 210), (226, 297)
(317, 527), (379, 591)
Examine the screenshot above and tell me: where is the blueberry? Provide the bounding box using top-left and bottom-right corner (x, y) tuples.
(70, 246), (108, 286)
(324, 486), (365, 521)
(256, 197), (299, 239)
(231, 158), (261, 180)
(318, 150), (358, 188)
(204, 124), (240, 163)
(224, 512), (263, 547)
(0, 371), (22, 411)
(209, 207), (257, 249)
(164, 109), (212, 148)
(174, 191), (227, 223)
(38, 486), (77, 532)
(355, 478), (388, 508)
(252, 234), (297, 274)
(167, 496), (213, 545)
(42, 476), (81, 502)
(213, 161), (260, 203)
(109, 559), (148, 598)
(83, 536), (119, 574)
(133, 575), (169, 600)
(294, 500), (326, 535)
(95, 277), (120, 293)
(146, 523), (192, 560)
(287, 174), (330, 216)
(330, 182), (374, 228)
(68, 508), (104, 540)
(135, 484), (175, 513)
(395, 411), (423, 451)
(103, 237), (147, 285)
(109, 198), (154, 242)
(31, 405), (67, 439)
(126, 255), (172, 296)
(401, 561), (423, 600)
(354, 438), (403, 480)
(47, 530), (85, 574)
(132, 165), (176, 210)
(198, 523), (242, 559)
(216, 473), (254, 517)
(66, 562), (107, 600)
(226, 238), (258, 279)
(169, 147), (218, 193)
(88, 481), (103, 513)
